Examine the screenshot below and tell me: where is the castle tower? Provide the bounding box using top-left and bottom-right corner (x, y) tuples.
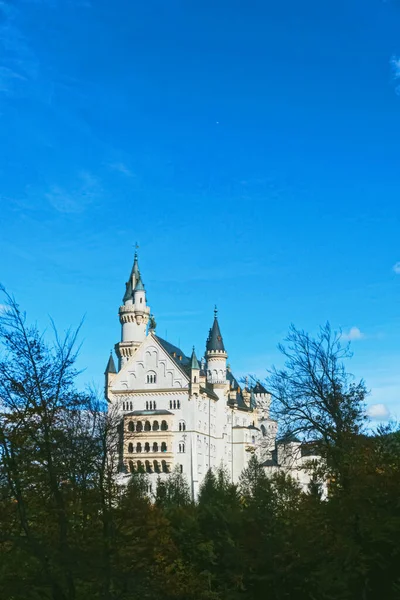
(190, 346), (200, 395)
(116, 250), (151, 367)
(205, 308), (228, 386)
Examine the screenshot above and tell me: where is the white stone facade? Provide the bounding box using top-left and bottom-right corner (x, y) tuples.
(105, 253), (320, 497)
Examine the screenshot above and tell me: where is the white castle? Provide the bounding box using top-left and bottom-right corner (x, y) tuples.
(105, 251), (318, 497)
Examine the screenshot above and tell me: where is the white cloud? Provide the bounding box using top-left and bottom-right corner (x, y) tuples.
(393, 262), (400, 274)
(391, 55), (400, 79)
(366, 403), (391, 420)
(45, 171), (100, 214)
(109, 162), (134, 177)
(341, 326), (364, 341)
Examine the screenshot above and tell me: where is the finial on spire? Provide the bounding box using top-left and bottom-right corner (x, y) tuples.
(214, 305), (218, 318)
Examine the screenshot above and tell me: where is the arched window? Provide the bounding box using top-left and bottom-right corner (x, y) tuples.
(194, 376), (197, 383)
(179, 422), (182, 431)
(261, 424), (266, 437)
(136, 421), (143, 433)
(180, 464), (183, 474)
(161, 442), (167, 452)
(161, 420), (168, 431)
(128, 421), (134, 432)
(154, 401), (157, 409)
(169, 401), (172, 409)
(130, 401), (133, 410)
(146, 401), (149, 410)
(251, 436), (255, 444)
(179, 421), (186, 432)
(177, 400), (181, 409)
(162, 460), (168, 473)
(146, 371), (156, 384)
(154, 460), (160, 473)
(123, 402), (125, 410)
(153, 420), (159, 431)
(179, 443), (185, 453)
(144, 420), (151, 431)
(137, 460), (143, 472)
(173, 400), (176, 409)
(140, 297), (143, 304)
(144, 442), (150, 453)
(128, 443), (133, 453)
(129, 460), (134, 473)
(145, 460), (151, 473)
(136, 442), (142, 453)
(153, 442), (158, 452)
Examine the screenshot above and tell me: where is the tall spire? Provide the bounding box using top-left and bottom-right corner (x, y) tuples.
(190, 346), (200, 370)
(206, 307), (225, 352)
(123, 245), (141, 303)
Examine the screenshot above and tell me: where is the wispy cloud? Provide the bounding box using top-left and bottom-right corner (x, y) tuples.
(341, 326), (364, 341)
(366, 403), (391, 421)
(45, 171), (101, 214)
(108, 162), (134, 177)
(393, 261), (400, 274)
(390, 56), (400, 94)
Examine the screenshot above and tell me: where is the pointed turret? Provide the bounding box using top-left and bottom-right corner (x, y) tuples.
(105, 353), (117, 374)
(190, 346), (200, 370)
(117, 248), (151, 367)
(190, 346), (200, 394)
(205, 307), (228, 386)
(206, 308), (226, 352)
(134, 274), (145, 292)
(105, 351), (117, 401)
(123, 249), (140, 304)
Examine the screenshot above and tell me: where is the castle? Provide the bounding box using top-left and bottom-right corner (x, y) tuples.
(105, 251), (317, 497)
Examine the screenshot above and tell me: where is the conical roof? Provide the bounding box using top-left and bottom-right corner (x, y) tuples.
(190, 346), (200, 370)
(105, 353), (117, 374)
(123, 279), (133, 303)
(134, 274), (145, 292)
(206, 309), (225, 352)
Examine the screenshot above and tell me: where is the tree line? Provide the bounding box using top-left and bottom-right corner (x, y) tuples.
(0, 288), (399, 600)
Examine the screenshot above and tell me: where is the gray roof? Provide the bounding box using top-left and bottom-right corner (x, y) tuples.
(154, 336), (191, 369)
(253, 381), (268, 394)
(134, 275), (145, 291)
(105, 354), (117, 374)
(123, 279), (133, 303)
(190, 347), (200, 370)
(125, 410), (173, 416)
(206, 315), (225, 352)
(200, 386), (219, 401)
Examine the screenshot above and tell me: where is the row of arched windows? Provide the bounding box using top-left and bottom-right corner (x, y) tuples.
(178, 421), (186, 431)
(169, 400), (181, 409)
(129, 460), (169, 474)
(145, 401), (157, 410)
(123, 401), (133, 411)
(128, 441), (167, 453)
(127, 420), (168, 432)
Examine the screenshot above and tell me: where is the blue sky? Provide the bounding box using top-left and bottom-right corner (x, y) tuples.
(1, 0), (400, 422)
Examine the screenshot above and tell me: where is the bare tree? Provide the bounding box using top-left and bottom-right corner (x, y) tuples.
(0, 287), (109, 600)
(267, 323), (368, 475)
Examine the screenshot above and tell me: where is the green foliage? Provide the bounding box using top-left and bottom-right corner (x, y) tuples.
(1, 294), (400, 599)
